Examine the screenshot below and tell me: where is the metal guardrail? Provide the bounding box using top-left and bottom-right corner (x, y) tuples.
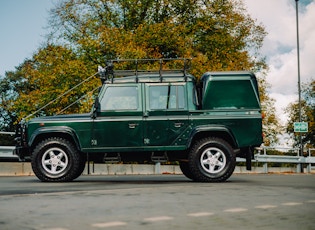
(251, 147), (315, 173)
(0, 146), (18, 160)
(252, 155), (315, 173)
(0, 132), (17, 160)
(0, 131), (15, 135)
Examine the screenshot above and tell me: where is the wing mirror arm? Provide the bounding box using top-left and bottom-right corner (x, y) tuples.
(91, 97), (100, 119)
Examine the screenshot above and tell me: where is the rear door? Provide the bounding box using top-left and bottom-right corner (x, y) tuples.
(143, 83), (189, 148)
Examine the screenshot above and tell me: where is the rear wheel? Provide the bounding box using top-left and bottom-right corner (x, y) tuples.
(188, 137), (236, 182)
(31, 137), (82, 182)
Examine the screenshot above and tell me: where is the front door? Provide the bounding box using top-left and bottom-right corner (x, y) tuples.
(91, 85), (143, 150)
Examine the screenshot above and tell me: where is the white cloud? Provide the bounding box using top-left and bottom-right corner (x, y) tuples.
(270, 92), (297, 125)
(244, 0), (315, 125)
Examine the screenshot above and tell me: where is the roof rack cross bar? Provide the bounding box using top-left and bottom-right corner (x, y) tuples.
(100, 58), (192, 82)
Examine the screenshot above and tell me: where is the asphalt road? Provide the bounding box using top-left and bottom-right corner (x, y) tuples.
(0, 174), (314, 230)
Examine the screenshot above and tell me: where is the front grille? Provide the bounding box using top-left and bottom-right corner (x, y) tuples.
(15, 123), (27, 147)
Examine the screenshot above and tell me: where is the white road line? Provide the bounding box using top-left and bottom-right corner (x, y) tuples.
(144, 216), (174, 222)
(255, 205), (278, 209)
(89, 199), (314, 227)
(281, 202), (303, 206)
(224, 208), (248, 213)
(92, 221), (127, 228)
(187, 212), (214, 217)
(46, 228), (69, 230)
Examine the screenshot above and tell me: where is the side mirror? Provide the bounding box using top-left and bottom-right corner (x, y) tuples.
(91, 97), (100, 118)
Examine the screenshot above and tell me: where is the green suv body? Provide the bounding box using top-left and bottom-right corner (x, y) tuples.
(15, 59), (263, 182)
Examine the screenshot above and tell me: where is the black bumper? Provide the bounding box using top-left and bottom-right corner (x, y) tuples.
(14, 123), (30, 160)
(14, 146), (30, 161)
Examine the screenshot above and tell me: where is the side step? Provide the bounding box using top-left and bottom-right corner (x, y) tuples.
(103, 153), (121, 163)
(151, 152), (168, 163)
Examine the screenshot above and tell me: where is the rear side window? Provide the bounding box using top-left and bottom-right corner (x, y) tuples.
(149, 85), (185, 110)
(203, 80), (260, 109)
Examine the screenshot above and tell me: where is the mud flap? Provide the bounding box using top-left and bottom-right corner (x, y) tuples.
(246, 147), (253, 171)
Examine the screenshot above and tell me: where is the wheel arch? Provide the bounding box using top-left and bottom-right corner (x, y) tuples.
(28, 126), (81, 151)
(187, 125), (238, 150)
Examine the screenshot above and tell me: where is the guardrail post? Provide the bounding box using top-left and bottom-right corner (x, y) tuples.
(306, 149), (310, 173)
(263, 163), (268, 173)
(155, 162), (161, 174)
(306, 148), (314, 173)
(296, 148), (302, 173)
(263, 147), (268, 173)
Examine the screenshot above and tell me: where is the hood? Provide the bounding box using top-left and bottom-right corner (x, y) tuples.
(28, 113), (91, 123)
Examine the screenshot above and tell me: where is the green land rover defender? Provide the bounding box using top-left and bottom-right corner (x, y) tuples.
(15, 59), (263, 182)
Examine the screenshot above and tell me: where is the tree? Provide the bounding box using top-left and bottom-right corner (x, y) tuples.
(0, 72), (21, 145)
(3, 44), (99, 122)
(258, 77), (283, 146)
(285, 79), (315, 148)
(48, 0), (267, 74)
(0, 75), (18, 131)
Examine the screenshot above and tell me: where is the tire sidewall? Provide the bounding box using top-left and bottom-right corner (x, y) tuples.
(179, 162), (195, 180)
(189, 138), (236, 182)
(32, 138), (77, 182)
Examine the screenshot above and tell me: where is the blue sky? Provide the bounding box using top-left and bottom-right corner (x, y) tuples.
(0, 0), (54, 77)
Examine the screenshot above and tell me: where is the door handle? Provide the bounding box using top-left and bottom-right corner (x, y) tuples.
(174, 122), (183, 128)
(129, 123), (139, 129)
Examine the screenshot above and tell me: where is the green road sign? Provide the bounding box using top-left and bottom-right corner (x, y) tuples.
(294, 122), (308, 132)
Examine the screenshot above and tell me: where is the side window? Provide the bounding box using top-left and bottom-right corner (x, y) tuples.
(149, 85), (185, 110)
(149, 86), (168, 110)
(169, 85), (185, 109)
(203, 80), (260, 109)
(100, 86), (138, 111)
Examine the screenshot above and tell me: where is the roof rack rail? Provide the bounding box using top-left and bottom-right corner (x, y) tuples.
(98, 58), (191, 83)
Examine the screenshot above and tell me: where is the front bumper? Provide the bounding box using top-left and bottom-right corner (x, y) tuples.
(14, 123), (30, 160)
(13, 146), (30, 160)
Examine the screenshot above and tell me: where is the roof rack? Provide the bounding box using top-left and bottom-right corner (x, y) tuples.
(98, 58), (192, 83)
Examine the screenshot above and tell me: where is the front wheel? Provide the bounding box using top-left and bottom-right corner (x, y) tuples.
(31, 137), (82, 182)
(188, 137), (236, 182)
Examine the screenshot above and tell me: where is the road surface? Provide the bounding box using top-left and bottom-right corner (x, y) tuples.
(0, 174), (314, 230)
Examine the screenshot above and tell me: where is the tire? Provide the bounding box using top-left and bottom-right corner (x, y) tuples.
(188, 137), (236, 182)
(31, 137), (82, 182)
(72, 154), (86, 180)
(179, 162), (194, 180)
